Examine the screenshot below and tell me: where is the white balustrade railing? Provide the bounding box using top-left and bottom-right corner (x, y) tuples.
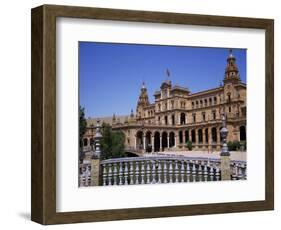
(79, 156), (247, 187)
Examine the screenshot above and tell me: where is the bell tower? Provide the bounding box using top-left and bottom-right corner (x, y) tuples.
(223, 49), (241, 84)
(136, 82), (150, 119)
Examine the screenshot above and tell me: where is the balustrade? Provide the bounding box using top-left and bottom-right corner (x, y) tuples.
(79, 156), (247, 187)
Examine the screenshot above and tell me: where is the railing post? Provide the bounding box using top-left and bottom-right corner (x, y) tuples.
(220, 114), (231, 180)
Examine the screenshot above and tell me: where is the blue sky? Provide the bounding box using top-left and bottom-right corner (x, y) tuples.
(79, 42), (246, 118)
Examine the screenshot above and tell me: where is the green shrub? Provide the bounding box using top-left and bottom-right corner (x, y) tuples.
(186, 140), (192, 150)
(227, 140), (246, 151)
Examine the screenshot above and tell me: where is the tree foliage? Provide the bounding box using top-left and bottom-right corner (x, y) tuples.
(79, 106), (87, 148)
(100, 123), (126, 159)
(186, 140), (193, 150)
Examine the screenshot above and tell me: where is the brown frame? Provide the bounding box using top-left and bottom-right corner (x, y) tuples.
(31, 4), (274, 225)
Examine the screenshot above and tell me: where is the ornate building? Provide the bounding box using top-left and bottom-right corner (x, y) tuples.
(83, 50), (246, 153)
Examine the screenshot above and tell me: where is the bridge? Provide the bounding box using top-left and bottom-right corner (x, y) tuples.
(79, 155), (246, 186)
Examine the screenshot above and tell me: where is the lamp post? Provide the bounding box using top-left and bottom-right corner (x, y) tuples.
(92, 119), (102, 159)
(90, 119), (103, 186)
(220, 114), (231, 180)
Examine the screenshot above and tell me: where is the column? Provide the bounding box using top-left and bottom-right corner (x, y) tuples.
(183, 131), (186, 145)
(167, 135), (170, 149)
(208, 128), (212, 152)
(220, 115), (231, 180)
(202, 129), (206, 150)
(217, 127), (221, 150)
(189, 131), (192, 143)
(195, 129), (199, 149)
(143, 135), (146, 151)
(175, 135), (177, 148)
(160, 135), (162, 151)
(91, 158), (101, 186)
(134, 136), (137, 149)
(152, 135), (155, 153)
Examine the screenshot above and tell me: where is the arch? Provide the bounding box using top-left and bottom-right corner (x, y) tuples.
(179, 130), (183, 143)
(180, 113), (186, 124)
(145, 131), (152, 152)
(240, 126), (246, 141)
(83, 138), (88, 147)
(162, 132), (168, 151)
(136, 130), (144, 150)
(211, 127), (217, 143)
(205, 128), (209, 143)
(198, 129), (203, 143)
(169, 132), (175, 148)
(185, 130), (189, 143)
(191, 130), (196, 143)
(154, 131), (160, 152)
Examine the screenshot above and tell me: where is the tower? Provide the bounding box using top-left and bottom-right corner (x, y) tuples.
(136, 82), (150, 119)
(223, 49), (241, 84)
(223, 49), (241, 118)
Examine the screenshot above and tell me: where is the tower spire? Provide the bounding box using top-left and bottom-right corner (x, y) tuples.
(223, 49), (240, 84)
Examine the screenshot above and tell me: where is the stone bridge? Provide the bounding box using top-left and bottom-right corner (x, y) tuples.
(79, 155), (246, 187)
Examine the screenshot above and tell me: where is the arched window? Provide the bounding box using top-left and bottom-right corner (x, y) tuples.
(240, 126), (246, 141)
(83, 138), (88, 147)
(179, 131), (183, 143)
(180, 113), (186, 125)
(211, 127), (217, 143)
(198, 129), (203, 143)
(191, 130), (196, 143)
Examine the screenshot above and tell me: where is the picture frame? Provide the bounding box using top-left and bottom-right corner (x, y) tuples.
(31, 4), (274, 225)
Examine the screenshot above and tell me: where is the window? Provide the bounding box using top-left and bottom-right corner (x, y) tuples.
(229, 106), (231, 113)
(212, 111), (216, 120)
(193, 113), (196, 123)
(214, 97), (217, 104)
(209, 98), (212, 105)
(192, 101), (194, 108)
(165, 116), (168, 125)
(204, 99), (208, 107)
(202, 112), (206, 122)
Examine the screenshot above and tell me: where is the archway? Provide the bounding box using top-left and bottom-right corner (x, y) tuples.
(154, 131), (160, 152)
(145, 131), (152, 152)
(179, 130), (183, 143)
(136, 131), (143, 150)
(191, 130), (196, 143)
(211, 127), (217, 143)
(198, 129), (203, 143)
(162, 132), (168, 151)
(205, 128), (209, 143)
(185, 130), (189, 143)
(240, 126), (246, 141)
(169, 132), (175, 147)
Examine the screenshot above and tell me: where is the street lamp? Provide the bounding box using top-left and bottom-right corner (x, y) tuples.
(92, 119), (102, 159)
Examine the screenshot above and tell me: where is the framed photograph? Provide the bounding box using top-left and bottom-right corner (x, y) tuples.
(31, 4), (274, 225)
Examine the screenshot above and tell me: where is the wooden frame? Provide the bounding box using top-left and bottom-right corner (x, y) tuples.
(31, 4), (274, 225)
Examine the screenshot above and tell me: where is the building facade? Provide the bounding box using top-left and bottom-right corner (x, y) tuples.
(83, 50), (246, 153)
